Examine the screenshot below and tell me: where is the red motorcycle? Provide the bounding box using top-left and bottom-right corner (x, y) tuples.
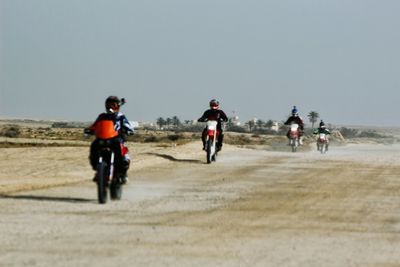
(204, 120), (219, 164)
(95, 140), (128, 204)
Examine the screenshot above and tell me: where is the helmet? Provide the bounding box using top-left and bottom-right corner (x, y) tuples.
(319, 120), (325, 128)
(291, 106), (298, 116)
(105, 96), (122, 113)
(209, 99), (219, 109)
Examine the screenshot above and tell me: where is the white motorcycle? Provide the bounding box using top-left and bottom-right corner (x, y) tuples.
(288, 123), (300, 152)
(317, 133), (328, 154)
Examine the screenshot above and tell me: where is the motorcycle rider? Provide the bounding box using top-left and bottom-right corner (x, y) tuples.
(284, 106), (305, 145)
(198, 99), (228, 151)
(84, 96), (134, 184)
(313, 120), (331, 151)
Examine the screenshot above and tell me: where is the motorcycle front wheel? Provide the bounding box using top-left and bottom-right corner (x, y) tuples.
(206, 139), (213, 164)
(320, 143), (327, 154)
(291, 139), (298, 153)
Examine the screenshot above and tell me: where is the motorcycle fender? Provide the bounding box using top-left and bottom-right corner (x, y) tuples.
(120, 144), (129, 156)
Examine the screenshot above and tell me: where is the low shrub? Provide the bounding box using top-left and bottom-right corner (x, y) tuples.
(167, 134), (182, 141)
(0, 125), (21, 138)
(144, 135), (158, 142)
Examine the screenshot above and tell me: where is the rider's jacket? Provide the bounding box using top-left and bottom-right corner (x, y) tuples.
(313, 128), (331, 135)
(284, 116), (304, 130)
(198, 109), (228, 130)
(86, 112), (134, 140)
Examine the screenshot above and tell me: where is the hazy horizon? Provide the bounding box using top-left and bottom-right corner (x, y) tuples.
(1, 1), (400, 127)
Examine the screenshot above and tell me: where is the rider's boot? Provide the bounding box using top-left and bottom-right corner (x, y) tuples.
(217, 134), (224, 152)
(90, 156), (98, 182)
(118, 169), (128, 184)
(201, 129), (207, 150)
(120, 174), (128, 184)
(216, 143), (222, 152)
(286, 132), (291, 145)
(120, 156), (130, 184)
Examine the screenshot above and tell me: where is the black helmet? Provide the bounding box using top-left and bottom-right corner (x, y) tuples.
(105, 96), (124, 113)
(319, 120), (325, 128)
(209, 99), (219, 109)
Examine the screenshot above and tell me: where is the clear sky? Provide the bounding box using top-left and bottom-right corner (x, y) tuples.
(1, 0), (400, 126)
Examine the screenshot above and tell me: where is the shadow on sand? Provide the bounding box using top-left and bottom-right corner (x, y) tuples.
(145, 152), (203, 164)
(0, 194), (92, 203)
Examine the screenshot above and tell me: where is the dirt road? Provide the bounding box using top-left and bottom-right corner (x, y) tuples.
(1, 142), (400, 266)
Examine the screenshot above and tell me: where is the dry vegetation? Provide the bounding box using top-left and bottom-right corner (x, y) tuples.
(0, 119), (398, 149)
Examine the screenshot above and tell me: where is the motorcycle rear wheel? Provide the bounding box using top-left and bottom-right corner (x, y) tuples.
(96, 161), (108, 204)
(110, 179), (122, 200)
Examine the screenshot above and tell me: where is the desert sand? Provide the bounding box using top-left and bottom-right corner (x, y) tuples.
(1, 137), (400, 266)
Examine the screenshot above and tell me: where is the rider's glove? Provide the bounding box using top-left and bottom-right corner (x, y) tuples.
(84, 128), (93, 135)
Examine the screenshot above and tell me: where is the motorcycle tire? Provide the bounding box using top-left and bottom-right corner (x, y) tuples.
(96, 161), (108, 204)
(291, 139), (298, 153)
(110, 179), (122, 200)
(206, 139), (213, 164)
(320, 144), (327, 154)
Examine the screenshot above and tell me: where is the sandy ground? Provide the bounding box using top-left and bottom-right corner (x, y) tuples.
(1, 141), (400, 267)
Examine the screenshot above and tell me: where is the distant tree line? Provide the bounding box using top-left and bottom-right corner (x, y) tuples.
(124, 111), (324, 133)
(242, 119), (277, 133)
(156, 116), (182, 129)
(152, 116), (283, 135)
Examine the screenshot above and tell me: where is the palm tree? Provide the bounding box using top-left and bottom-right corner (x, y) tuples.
(265, 120), (274, 129)
(156, 117), (166, 130)
(226, 117), (235, 128)
(308, 111), (319, 129)
(172, 116), (181, 128)
(165, 118), (173, 129)
(246, 120), (255, 132)
(256, 119), (264, 129)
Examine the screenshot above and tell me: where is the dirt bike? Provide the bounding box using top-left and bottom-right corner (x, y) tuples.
(95, 140), (126, 204)
(204, 120), (219, 164)
(317, 133), (328, 154)
(288, 123), (300, 152)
